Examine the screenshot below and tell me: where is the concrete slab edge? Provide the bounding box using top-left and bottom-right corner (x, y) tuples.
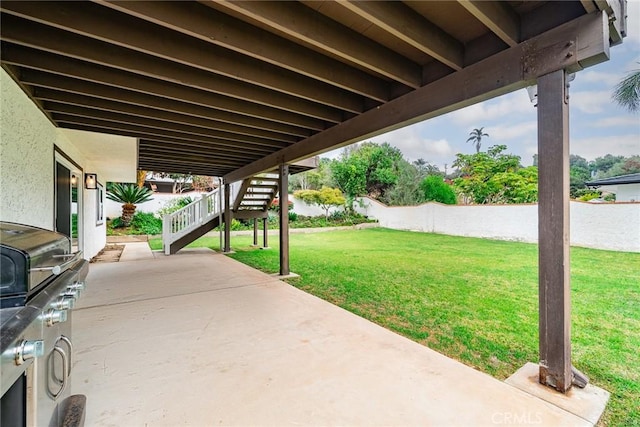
(505, 362), (610, 425)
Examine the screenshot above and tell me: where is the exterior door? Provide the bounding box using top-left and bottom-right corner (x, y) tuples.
(55, 162), (71, 237)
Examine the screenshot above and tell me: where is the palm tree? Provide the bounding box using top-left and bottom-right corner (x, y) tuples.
(107, 183), (153, 226)
(466, 127), (489, 153)
(613, 68), (640, 113)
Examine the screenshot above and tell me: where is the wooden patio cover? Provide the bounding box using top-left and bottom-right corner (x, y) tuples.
(0, 0), (626, 394)
(0, 1), (624, 180)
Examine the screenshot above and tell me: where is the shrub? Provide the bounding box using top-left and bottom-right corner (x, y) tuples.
(269, 198), (294, 212)
(130, 212), (162, 235)
(294, 187), (346, 219)
(156, 196), (195, 217)
(111, 217), (125, 228)
(420, 175), (457, 205)
(288, 211), (298, 222)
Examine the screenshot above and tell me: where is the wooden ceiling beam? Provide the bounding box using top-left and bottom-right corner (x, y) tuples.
(96, 0), (389, 103)
(138, 152), (245, 167)
(457, 0), (520, 47)
(138, 147), (256, 167)
(139, 158), (236, 171)
(1, 45), (323, 133)
(207, 0), (422, 88)
(224, 11), (609, 182)
(53, 116), (281, 155)
(138, 140), (261, 162)
(48, 106), (289, 149)
(138, 159), (229, 176)
(32, 85), (308, 140)
(1, 1), (364, 113)
(337, 1), (463, 71)
(37, 93), (299, 144)
(0, 14), (343, 123)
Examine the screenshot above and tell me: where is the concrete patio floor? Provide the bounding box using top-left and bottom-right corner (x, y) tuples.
(71, 248), (592, 426)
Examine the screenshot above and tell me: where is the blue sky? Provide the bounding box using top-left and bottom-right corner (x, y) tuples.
(331, 2), (640, 170)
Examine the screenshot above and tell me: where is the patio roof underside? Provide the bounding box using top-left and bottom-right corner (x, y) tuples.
(0, 1), (624, 181)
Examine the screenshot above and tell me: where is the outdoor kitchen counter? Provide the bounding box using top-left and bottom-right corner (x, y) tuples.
(71, 249), (590, 426)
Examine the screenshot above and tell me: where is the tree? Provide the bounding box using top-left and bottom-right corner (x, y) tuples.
(453, 145), (537, 204)
(420, 175), (457, 204)
(380, 159), (426, 206)
(294, 187), (346, 219)
(192, 175), (215, 192)
(613, 68), (640, 113)
(107, 183), (154, 226)
(330, 142), (403, 206)
(590, 154), (625, 176)
(289, 158), (333, 191)
(413, 158), (443, 177)
(569, 154), (591, 197)
(466, 127), (489, 153)
(596, 155), (640, 178)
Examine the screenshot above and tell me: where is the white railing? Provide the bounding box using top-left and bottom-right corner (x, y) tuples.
(163, 187), (222, 255)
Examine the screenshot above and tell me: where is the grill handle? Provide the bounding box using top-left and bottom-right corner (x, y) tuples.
(31, 251), (83, 275)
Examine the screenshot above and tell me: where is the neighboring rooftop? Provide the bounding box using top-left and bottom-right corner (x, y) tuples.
(586, 173), (640, 186)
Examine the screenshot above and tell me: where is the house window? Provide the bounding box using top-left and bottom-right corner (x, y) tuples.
(96, 182), (104, 225)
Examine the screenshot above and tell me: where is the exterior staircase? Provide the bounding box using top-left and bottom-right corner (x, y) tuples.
(162, 159), (317, 255)
(162, 173), (280, 255)
(162, 187), (222, 255)
(232, 173), (279, 220)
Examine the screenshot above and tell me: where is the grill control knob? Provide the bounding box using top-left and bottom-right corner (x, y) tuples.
(15, 340), (44, 365)
(69, 281), (85, 291)
(53, 296), (75, 310)
(44, 308), (68, 326)
(62, 288), (80, 299)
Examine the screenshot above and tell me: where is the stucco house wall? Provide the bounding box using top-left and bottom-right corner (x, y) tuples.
(1, 68), (108, 259)
(614, 183), (640, 202)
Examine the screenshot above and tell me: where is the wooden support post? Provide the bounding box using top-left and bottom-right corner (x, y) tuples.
(252, 218), (258, 246)
(537, 69), (572, 393)
(224, 183), (231, 253)
(279, 163), (290, 276)
(262, 217), (268, 248)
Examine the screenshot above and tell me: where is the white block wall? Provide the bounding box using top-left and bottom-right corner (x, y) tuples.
(105, 192), (210, 219)
(356, 197), (639, 253)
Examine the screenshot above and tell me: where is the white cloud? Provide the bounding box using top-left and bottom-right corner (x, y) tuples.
(579, 70), (624, 87)
(362, 126), (454, 164)
(590, 116), (640, 127)
(486, 121), (538, 142)
(571, 134), (640, 160)
(449, 91), (533, 126)
(570, 90), (613, 114)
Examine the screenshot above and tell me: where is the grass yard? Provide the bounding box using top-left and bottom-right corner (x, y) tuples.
(149, 229), (639, 426)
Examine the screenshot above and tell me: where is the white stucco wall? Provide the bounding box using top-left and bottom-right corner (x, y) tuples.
(1, 69), (108, 259)
(615, 183), (640, 202)
(289, 195), (343, 217)
(355, 197), (639, 252)
(1, 70), (55, 229)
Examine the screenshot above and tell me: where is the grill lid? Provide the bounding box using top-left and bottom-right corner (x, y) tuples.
(0, 222), (71, 299)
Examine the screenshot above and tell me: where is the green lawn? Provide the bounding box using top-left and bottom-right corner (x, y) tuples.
(149, 229), (639, 426)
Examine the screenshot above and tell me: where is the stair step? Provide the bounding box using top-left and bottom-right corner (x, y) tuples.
(241, 200), (268, 206)
(257, 173), (279, 179)
(243, 193), (271, 200)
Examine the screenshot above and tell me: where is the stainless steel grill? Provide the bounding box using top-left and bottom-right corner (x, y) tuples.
(0, 222), (88, 427)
